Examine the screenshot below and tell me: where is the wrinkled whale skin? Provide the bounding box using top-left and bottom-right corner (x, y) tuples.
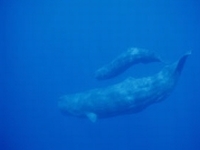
(95, 47), (162, 80)
(58, 52), (190, 122)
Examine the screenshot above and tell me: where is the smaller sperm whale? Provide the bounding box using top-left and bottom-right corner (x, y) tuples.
(58, 51), (190, 122)
(95, 47), (162, 80)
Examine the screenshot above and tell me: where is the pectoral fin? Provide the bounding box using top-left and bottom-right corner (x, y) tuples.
(86, 112), (97, 122)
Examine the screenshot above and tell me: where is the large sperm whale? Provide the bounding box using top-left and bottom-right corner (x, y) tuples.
(95, 47), (162, 80)
(58, 50), (190, 122)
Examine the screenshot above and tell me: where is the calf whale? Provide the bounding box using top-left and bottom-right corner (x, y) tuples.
(95, 47), (162, 80)
(58, 51), (190, 122)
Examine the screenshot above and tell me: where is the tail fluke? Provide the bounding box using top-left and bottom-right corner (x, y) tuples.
(175, 51), (191, 75)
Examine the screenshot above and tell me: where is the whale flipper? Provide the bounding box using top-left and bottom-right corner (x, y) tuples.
(86, 112), (97, 122)
(95, 48), (162, 80)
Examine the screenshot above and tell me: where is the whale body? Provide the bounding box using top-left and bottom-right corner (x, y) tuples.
(95, 47), (162, 80)
(58, 51), (190, 122)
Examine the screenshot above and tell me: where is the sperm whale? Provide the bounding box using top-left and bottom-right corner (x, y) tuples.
(95, 47), (162, 80)
(58, 51), (190, 122)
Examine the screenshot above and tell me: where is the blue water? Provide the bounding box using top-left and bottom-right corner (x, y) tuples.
(1, 0), (200, 150)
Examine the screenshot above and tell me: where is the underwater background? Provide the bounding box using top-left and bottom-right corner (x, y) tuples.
(1, 0), (200, 150)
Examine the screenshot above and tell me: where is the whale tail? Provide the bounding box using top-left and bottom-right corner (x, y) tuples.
(174, 51), (191, 75)
(158, 51), (191, 84)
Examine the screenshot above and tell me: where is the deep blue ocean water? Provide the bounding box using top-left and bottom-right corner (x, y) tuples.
(1, 0), (200, 150)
